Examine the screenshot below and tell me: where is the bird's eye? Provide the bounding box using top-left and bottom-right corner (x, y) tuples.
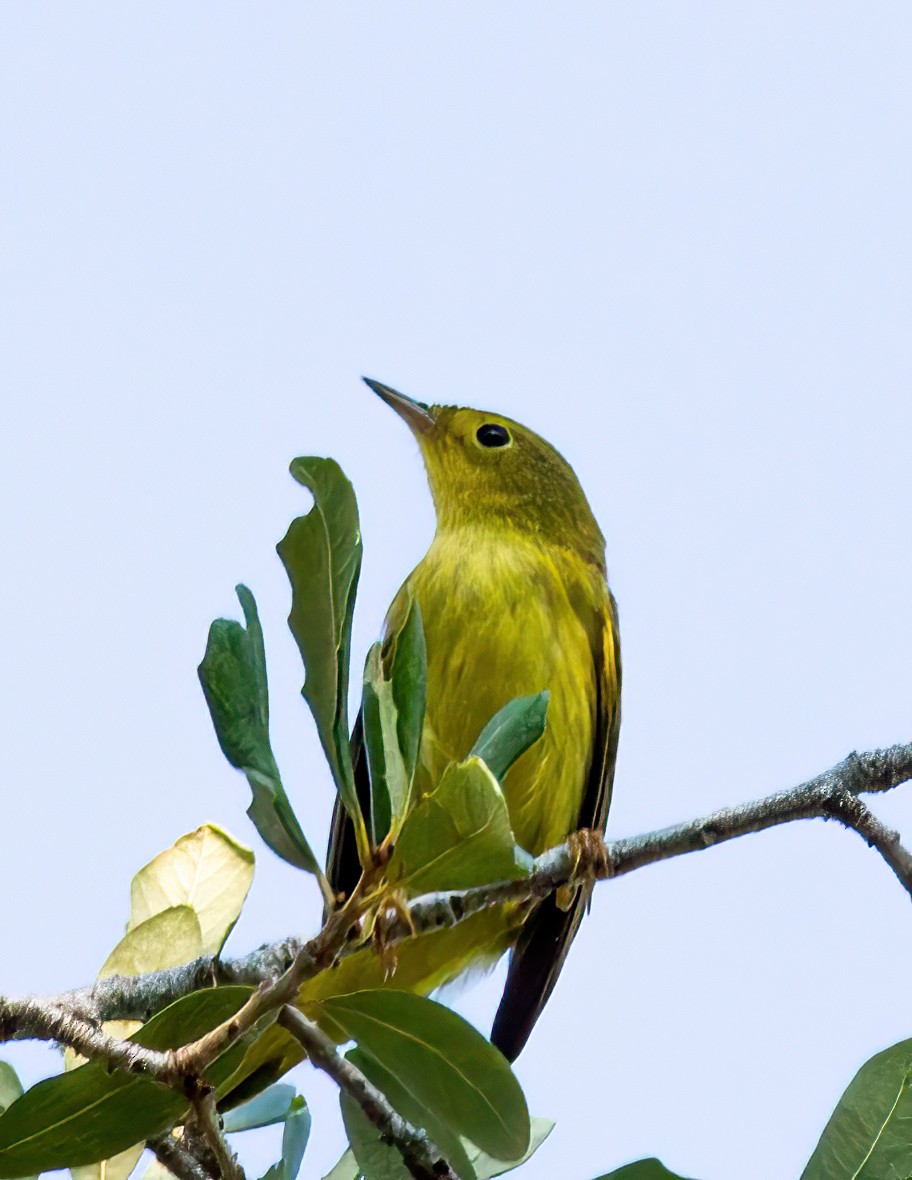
(476, 423), (511, 448)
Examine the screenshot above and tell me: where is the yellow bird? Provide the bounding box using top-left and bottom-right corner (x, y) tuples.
(327, 378), (621, 1061)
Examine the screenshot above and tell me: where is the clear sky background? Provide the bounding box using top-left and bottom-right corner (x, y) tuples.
(2, 5), (911, 1179)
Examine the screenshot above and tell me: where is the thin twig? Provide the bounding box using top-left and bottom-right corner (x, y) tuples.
(277, 1006), (457, 1180)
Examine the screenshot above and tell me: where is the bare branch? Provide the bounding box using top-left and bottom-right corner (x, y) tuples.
(187, 1090), (246, 1180)
(277, 1006), (457, 1180)
(0, 994), (171, 1076)
(148, 1132), (216, 1180)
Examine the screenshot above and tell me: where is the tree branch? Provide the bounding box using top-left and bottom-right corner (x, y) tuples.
(3, 743), (911, 1050)
(277, 1006), (457, 1180)
(0, 743), (910, 1180)
(148, 1132), (216, 1180)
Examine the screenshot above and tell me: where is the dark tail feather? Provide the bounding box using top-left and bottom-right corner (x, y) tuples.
(489, 894), (586, 1062)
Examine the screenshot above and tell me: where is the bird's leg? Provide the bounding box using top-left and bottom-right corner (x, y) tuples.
(557, 828), (612, 910)
(370, 890), (416, 978)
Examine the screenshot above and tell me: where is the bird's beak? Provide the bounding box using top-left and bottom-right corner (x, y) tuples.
(363, 377), (436, 437)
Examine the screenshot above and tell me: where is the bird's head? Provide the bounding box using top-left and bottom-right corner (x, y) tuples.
(365, 377), (605, 566)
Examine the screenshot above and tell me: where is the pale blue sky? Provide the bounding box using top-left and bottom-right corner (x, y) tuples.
(2, 4), (911, 1178)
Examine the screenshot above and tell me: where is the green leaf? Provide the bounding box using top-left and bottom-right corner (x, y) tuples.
(361, 644), (407, 847)
(100, 905), (203, 979)
(317, 990), (530, 1161)
(361, 595), (427, 846)
(223, 1084), (297, 1133)
(0, 1066), (22, 1117)
(387, 596), (426, 802)
(0, 988), (252, 1177)
(199, 585), (321, 876)
(321, 1148), (360, 1180)
(277, 458), (364, 842)
(259, 1095), (311, 1180)
(346, 1049), (476, 1180)
(340, 1090), (409, 1180)
(387, 758), (527, 894)
(469, 692), (549, 783)
(593, 1162), (696, 1180)
(462, 1117), (555, 1178)
(801, 1036), (912, 1179)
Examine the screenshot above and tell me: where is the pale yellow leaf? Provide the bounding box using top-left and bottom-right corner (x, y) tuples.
(128, 824), (254, 954)
(71, 1144), (144, 1180)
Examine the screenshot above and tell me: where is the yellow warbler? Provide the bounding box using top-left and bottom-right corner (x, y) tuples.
(327, 378), (621, 1060)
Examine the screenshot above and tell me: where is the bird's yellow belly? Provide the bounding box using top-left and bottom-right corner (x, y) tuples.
(404, 532), (596, 855)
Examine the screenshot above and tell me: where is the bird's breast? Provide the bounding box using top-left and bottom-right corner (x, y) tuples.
(402, 529), (599, 855)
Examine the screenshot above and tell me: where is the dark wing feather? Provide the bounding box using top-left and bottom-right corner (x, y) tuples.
(325, 710), (371, 918)
(490, 591), (622, 1061)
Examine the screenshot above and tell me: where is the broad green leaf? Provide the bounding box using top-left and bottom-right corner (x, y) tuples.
(223, 1084), (297, 1133)
(387, 758), (527, 894)
(0, 1067), (22, 1116)
(594, 1161), (696, 1180)
(199, 585), (321, 876)
(469, 693), (549, 783)
(129, 824), (254, 955)
(259, 1095), (311, 1180)
(317, 990), (529, 1161)
(276, 458), (364, 847)
(0, 988), (252, 1176)
(801, 1036), (912, 1179)
(462, 1117), (555, 1178)
(346, 1048), (476, 1179)
(340, 1090), (409, 1180)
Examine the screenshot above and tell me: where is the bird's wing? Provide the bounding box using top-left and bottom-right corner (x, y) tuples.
(490, 588), (622, 1062)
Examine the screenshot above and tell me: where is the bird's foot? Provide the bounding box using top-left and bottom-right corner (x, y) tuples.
(567, 827), (612, 881)
(370, 891), (415, 978)
(556, 829), (611, 909)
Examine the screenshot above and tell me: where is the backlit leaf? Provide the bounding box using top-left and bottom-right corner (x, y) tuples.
(129, 824), (254, 955)
(101, 907), (202, 979)
(387, 758), (527, 894)
(0, 1066), (22, 1117)
(317, 990), (529, 1161)
(199, 585), (321, 876)
(462, 1117), (555, 1178)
